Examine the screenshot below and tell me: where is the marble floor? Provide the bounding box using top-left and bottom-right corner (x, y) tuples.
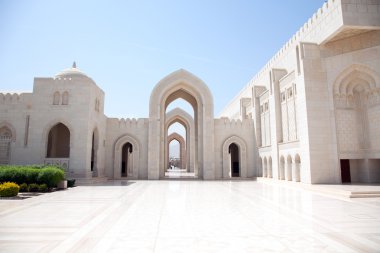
(1, 180), (380, 253)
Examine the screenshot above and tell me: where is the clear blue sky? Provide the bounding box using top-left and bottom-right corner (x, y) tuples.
(0, 0), (324, 118)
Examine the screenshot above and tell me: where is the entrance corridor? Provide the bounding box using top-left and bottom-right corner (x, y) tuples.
(0, 180), (380, 252)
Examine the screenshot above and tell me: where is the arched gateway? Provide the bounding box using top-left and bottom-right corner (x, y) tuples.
(148, 69), (215, 179)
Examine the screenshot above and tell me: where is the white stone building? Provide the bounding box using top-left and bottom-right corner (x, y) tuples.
(1, 0), (379, 183)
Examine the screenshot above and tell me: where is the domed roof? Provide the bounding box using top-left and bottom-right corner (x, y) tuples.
(55, 62), (89, 79)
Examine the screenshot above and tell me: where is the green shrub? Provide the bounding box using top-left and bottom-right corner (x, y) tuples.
(0, 182), (19, 197)
(19, 183), (29, 192)
(38, 184), (48, 192)
(29, 183), (39, 192)
(67, 179), (76, 187)
(0, 165), (65, 187)
(37, 167), (64, 188)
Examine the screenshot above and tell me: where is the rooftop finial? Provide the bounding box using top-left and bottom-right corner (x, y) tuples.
(72, 61), (76, 68)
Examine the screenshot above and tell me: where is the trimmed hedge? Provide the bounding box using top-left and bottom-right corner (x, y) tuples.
(29, 183), (39, 192)
(0, 165), (65, 188)
(19, 183), (29, 192)
(0, 182), (19, 197)
(38, 184), (48, 192)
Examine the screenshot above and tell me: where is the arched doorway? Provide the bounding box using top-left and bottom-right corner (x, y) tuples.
(167, 132), (186, 171)
(149, 69), (214, 179)
(222, 136), (247, 178)
(121, 142), (133, 177)
(0, 126), (13, 164)
(229, 143), (240, 177)
(165, 108), (195, 173)
(113, 134), (140, 179)
(46, 123), (70, 158)
(91, 128), (99, 177)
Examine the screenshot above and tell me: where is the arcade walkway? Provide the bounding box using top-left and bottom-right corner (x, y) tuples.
(0, 180), (379, 252)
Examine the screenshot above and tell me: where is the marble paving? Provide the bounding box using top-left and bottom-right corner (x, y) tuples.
(0, 180), (380, 253)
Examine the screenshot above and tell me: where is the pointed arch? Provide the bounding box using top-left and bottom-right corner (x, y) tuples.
(222, 135), (247, 178)
(333, 64), (380, 96)
(53, 91), (60, 105)
(46, 123), (70, 158)
(114, 134), (141, 179)
(0, 122), (15, 165)
(167, 132), (186, 170)
(62, 91), (69, 105)
(148, 69), (215, 179)
(165, 108), (195, 172)
(42, 119), (74, 166)
(0, 121), (16, 141)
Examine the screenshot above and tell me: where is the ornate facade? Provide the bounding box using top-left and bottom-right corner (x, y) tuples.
(1, 0), (379, 183)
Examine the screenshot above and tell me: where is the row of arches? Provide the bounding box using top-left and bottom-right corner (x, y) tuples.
(113, 133), (248, 179)
(261, 154), (301, 182)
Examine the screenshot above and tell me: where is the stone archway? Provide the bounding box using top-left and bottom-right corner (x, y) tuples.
(46, 123), (70, 158)
(222, 135), (247, 178)
(148, 69), (214, 179)
(167, 132), (186, 170)
(114, 134), (140, 179)
(165, 108), (195, 172)
(43, 120), (73, 171)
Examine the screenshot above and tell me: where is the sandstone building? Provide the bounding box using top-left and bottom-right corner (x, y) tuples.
(1, 0), (379, 183)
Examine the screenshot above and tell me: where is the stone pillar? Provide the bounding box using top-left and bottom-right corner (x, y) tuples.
(286, 161), (292, 181)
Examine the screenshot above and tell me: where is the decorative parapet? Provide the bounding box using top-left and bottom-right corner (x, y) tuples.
(215, 117), (253, 128)
(107, 118), (149, 128)
(0, 93), (22, 104)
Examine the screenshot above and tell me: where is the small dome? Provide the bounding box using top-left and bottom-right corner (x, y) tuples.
(55, 62), (89, 79)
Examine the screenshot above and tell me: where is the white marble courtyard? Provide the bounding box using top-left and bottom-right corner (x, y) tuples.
(1, 180), (380, 253)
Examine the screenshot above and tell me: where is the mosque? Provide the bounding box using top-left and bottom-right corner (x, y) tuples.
(1, 0), (379, 183)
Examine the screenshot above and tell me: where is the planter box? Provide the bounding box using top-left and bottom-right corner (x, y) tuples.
(57, 180), (67, 189)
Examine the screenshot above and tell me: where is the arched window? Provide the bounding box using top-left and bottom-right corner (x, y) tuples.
(0, 126), (13, 164)
(53, 91), (60, 105)
(62, 91), (69, 105)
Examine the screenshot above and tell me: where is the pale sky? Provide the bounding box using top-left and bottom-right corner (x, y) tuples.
(0, 0), (324, 120)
